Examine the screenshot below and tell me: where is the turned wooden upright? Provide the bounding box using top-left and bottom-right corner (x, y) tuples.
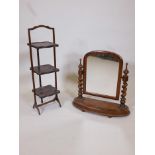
(78, 59), (83, 98)
(120, 63), (129, 108)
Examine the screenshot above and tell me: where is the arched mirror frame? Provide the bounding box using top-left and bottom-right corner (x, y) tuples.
(83, 51), (123, 100)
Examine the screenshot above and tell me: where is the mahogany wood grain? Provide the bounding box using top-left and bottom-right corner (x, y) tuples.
(28, 25), (61, 115)
(73, 97), (130, 117)
(32, 85), (60, 98)
(30, 64), (59, 75)
(120, 63), (129, 107)
(74, 50), (130, 118)
(78, 59), (83, 98)
(27, 41), (58, 49)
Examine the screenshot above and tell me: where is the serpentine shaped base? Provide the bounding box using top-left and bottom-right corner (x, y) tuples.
(73, 97), (130, 117)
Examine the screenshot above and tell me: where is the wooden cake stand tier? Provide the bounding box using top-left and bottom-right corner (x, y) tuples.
(73, 97), (130, 117)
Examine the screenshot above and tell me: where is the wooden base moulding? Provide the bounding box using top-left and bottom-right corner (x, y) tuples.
(73, 97), (130, 117)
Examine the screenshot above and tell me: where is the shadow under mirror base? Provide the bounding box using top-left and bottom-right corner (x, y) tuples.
(73, 97), (130, 117)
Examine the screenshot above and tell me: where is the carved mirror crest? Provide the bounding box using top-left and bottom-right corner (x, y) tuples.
(73, 50), (130, 117)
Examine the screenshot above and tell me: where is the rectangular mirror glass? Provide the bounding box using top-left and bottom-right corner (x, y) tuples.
(86, 55), (119, 98)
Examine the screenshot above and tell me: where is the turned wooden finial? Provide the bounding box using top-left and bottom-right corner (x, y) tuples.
(78, 59), (83, 98)
(120, 63), (129, 108)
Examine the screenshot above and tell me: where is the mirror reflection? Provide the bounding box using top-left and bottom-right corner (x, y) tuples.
(86, 55), (119, 97)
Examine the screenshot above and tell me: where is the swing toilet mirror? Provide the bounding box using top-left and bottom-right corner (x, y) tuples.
(73, 50), (130, 117)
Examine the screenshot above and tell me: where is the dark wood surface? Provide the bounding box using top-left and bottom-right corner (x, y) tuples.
(28, 25), (61, 114)
(83, 51), (123, 100)
(120, 63), (129, 107)
(33, 85), (60, 98)
(73, 97), (130, 117)
(78, 59), (83, 98)
(28, 25), (54, 30)
(30, 64), (59, 75)
(27, 41), (59, 49)
(75, 50), (130, 117)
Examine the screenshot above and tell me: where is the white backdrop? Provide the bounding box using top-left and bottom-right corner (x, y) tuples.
(20, 0), (134, 90)
(19, 1), (134, 155)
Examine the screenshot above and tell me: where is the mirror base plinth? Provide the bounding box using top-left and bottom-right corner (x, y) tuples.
(73, 97), (130, 117)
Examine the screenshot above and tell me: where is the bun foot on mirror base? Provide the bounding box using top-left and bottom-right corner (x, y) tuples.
(73, 97), (130, 117)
